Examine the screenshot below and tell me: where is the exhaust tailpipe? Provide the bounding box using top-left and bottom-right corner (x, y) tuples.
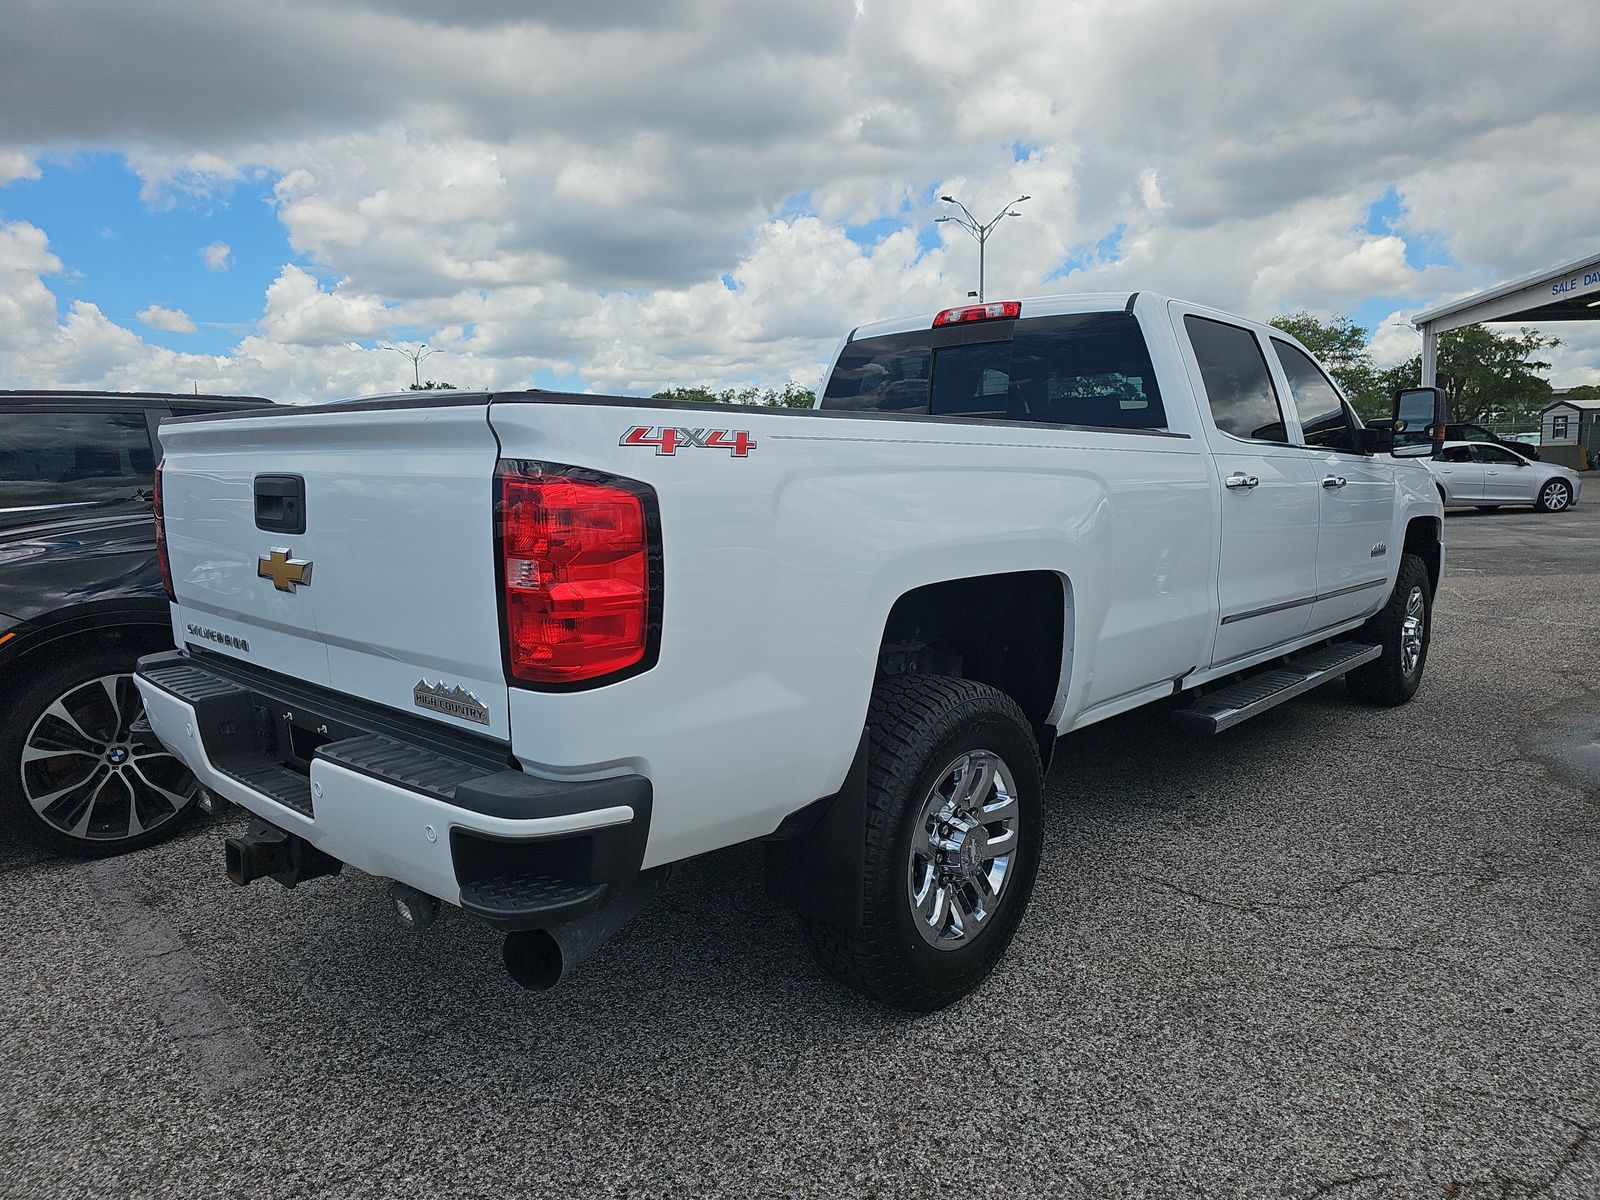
(225, 818), (341, 889)
(502, 870), (661, 992)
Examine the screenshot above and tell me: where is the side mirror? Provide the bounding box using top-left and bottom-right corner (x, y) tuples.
(1391, 386), (1446, 458)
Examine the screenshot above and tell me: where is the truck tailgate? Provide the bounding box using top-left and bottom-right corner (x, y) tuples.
(158, 402), (512, 740)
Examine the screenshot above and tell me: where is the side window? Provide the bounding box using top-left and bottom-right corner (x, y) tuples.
(1271, 338), (1359, 453)
(0, 409), (155, 515)
(1439, 445), (1473, 463)
(1184, 316), (1288, 443)
(1471, 445), (1519, 465)
(1552, 414), (1570, 439)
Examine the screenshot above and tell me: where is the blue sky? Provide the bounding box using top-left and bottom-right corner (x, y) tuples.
(0, 153), (298, 355)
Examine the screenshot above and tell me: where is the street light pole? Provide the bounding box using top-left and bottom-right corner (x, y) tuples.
(382, 342), (435, 389)
(935, 193), (1030, 301)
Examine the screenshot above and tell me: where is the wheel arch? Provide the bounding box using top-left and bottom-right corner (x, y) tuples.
(872, 569), (1072, 762)
(0, 602), (174, 675)
(1402, 515), (1443, 596)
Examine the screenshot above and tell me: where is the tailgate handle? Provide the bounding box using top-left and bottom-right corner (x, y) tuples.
(254, 474), (306, 534)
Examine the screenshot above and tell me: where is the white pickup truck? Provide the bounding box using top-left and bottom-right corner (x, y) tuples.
(134, 292), (1447, 1010)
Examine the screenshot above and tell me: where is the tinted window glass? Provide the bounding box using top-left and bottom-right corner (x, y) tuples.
(1471, 444), (1521, 464)
(1438, 445), (1473, 463)
(820, 331), (932, 411)
(0, 410), (155, 516)
(1271, 338), (1358, 452)
(930, 340), (1012, 417)
(825, 311), (1167, 430)
(1004, 312), (1165, 428)
(1185, 317), (1287, 442)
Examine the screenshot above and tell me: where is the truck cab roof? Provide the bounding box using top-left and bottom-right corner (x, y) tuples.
(0, 389), (272, 412)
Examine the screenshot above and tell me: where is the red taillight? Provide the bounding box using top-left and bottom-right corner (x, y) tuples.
(497, 465), (654, 685)
(933, 300), (1021, 327)
(153, 462), (174, 601)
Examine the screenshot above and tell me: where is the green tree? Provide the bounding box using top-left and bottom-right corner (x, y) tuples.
(1269, 312), (1380, 414)
(408, 380), (458, 390)
(652, 383), (816, 408)
(1374, 326), (1558, 427)
(1436, 326), (1557, 426)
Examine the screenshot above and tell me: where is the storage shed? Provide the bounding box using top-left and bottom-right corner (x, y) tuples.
(1539, 390), (1600, 470)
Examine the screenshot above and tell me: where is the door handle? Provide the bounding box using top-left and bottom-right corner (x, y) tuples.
(1322, 475), (1347, 489)
(1225, 473), (1260, 491)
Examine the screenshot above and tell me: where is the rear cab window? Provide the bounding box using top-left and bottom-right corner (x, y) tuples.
(822, 310), (1168, 431)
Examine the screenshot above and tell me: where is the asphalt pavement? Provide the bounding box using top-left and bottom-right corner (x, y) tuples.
(3, 504), (1597, 1198)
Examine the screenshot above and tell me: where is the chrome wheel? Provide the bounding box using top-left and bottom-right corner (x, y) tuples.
(21, 674), (196, 844)
(906, 749), (1021, 950)
(1541, 481), (1571, 511)
(1400, 587), (1426, 677)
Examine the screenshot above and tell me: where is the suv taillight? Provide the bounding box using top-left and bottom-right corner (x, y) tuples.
(496, 463), (656, 686)
(153, 462), (174, 601)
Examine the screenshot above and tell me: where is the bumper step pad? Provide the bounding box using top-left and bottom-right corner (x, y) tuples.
(1172, 641), (1381, 734)
(459, 874), (608, 924)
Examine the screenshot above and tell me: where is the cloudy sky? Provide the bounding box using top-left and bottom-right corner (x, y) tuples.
(1, 0), (1597, 403)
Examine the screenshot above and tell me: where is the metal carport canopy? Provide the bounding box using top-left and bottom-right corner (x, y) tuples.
(1411, 250), (1600, 386)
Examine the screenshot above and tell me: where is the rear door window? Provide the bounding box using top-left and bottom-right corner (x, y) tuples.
(822, 311), (1167, 430)
(1271, 338), (1360, 453)
(0, 409), (156, 519)
(1184, 316), (1288, 443)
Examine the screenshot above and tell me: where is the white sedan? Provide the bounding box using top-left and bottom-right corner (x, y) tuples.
(1425, 441), (1581, 512)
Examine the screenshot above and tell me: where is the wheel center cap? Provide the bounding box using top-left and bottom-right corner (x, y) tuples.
(958, 828), (987, 875)
(108, 746), (128, 764)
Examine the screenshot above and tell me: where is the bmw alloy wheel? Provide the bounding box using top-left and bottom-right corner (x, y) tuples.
(21, 674), (197, 845)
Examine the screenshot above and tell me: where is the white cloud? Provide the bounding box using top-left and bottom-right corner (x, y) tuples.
(1, 0), (1599, 397)
(200, 241), (232, 271)
(258, 264), (395, 345)
(0, 150), (39, 185)
(136, 303), (198, 333)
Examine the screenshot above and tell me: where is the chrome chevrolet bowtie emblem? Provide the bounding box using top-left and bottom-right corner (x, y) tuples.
(258, 547), (313, 592)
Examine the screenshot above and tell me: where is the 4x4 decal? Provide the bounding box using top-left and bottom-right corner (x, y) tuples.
(622, 425), (757, 457)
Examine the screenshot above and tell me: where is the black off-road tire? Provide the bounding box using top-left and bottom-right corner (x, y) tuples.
(0, 646), (199, 857)
(1346, 553), (1432, 707)
(798, 674), (1044, 1012)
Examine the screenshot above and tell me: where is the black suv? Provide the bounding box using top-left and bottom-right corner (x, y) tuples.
(1, 391), (270, 856)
